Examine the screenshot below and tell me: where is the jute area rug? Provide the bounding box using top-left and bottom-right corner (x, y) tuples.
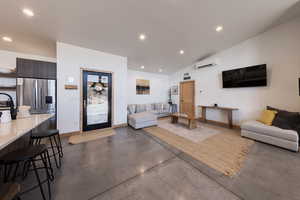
(144, 125), (254, 177)
(158, 118), (222, 143)
(69, 129), (115, 145)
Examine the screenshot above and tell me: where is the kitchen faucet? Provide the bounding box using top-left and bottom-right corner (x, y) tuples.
(0, 92), (17, 120)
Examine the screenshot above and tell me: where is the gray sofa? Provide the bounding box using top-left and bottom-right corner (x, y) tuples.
(128, 112), (157, 129)
(127, 103), (171, 129)
(241, 121), (299, 152)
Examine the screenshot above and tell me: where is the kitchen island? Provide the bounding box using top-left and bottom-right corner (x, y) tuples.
(0, 114), (54, 150)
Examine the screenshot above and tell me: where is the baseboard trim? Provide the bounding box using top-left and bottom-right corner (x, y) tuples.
(112, 123), (128, 128)
(61, 131), (81, 138)
(197, 117), (240, 130)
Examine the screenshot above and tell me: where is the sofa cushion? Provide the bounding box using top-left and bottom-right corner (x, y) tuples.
(154, 103), (163, 111)
(154, 103), (170, 113)
(136, 104), (147, 113)
(128, 112), (157, 123)
(162, 104), (170, 112)
(150, 110), (160, 114)
(150, 103), (156, 110)
(145, 104), (152, 111)
(241, 121), (298, 142)
(127, 104), (136, 115)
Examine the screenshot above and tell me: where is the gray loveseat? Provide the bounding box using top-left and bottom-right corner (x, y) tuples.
(241, 121), (299, 151)
(127, 103), (171, 129)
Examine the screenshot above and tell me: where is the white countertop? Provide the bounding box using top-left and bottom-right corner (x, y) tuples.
(0, 114), (54, 150)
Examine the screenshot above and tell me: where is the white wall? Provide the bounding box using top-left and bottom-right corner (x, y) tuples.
(127, 70), (170, 104)
(170, 17), (300, 125)
(0, 50), (56, 104)
(57, 42), (127, 134)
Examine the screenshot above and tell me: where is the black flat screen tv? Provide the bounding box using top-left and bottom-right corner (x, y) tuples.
(222, 64), (267, 88)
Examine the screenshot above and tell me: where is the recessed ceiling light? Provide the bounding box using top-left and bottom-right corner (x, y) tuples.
(139, 34), (146, 41)
(216, 26), (223, 32)
(140, 65), (145, 69)
(159, 68), (163, 72)
(179, 50), (184, 55)
(22, 8), (34, 17)
(2, 36), (12, 42)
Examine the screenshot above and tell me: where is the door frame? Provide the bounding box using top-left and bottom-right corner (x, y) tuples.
(179, 80), (195, 118)
(80, 68), (114, 133)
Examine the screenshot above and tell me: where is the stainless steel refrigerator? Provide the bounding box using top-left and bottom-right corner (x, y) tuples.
(17, 78), (56, 114)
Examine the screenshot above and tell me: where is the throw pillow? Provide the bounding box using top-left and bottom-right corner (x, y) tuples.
(294, 125), (300, 143)
(270, 117), (293, 130)
(267, 106), (300, 129)
(145, 104), (152, 111)
(258, 110), (277, 126)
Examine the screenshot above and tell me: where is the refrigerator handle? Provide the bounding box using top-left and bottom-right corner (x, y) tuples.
(34, 84), (37, 110)
(83, 99), (87, 109)
(35, 80), (38, 110)
(40, 87), (43, 110)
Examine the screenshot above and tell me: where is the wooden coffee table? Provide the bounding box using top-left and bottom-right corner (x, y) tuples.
(171, 113), (197, 129)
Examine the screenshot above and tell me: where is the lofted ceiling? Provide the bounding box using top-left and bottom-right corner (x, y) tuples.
(0, 0), (299, 74)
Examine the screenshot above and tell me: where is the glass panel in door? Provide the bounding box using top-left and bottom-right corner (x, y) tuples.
(82, 71), (112, 131)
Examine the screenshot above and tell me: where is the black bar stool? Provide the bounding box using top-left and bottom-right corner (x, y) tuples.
(30, 129), (63, 168)
(0, 183), (21, 200)
(0, 145), (53, 200)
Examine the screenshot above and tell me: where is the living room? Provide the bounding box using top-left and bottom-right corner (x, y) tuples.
(0, 1), (300, 200)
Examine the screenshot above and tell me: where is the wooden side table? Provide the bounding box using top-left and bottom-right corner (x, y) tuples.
(171, 113), (197, 129)
(199, 105), (238, 129)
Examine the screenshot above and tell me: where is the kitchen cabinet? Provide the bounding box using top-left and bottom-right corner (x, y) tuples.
(16, 58), (56, 79)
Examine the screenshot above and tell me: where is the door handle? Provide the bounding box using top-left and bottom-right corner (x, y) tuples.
(83, 99), (87, 109)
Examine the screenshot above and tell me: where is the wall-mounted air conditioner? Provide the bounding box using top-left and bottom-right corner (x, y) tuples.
(194, 63), (216, 70)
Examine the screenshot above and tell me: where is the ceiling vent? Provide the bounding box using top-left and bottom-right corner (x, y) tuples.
(194, 63), (216, 70)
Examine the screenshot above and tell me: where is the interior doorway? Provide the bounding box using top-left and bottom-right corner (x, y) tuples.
(81, 70), (112, 131)
(179, 80), (195, 118)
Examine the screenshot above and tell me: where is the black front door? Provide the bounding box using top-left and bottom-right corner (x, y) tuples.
(82, 70), (112, 131)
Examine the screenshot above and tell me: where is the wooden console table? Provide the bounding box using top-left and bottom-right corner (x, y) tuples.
(198, 105), (238, 129)
(171, 113), (197, 129)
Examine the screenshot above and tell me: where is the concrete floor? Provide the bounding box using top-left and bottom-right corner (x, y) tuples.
(20, 127), (300, 200)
